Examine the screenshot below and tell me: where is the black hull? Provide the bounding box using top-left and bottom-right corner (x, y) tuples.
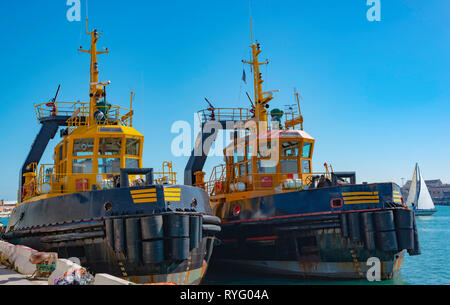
(211, 183), (420, 280)
(210, 220), (407, 280)
(3, 185), (220, 284)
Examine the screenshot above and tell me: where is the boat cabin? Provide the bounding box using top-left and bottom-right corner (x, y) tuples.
(20, 23), (176, 203)
(51, 124), (144, 194)
(220, 129), (315, 195)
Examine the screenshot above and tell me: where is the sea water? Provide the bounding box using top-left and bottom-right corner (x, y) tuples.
(203, 206), (450, 285)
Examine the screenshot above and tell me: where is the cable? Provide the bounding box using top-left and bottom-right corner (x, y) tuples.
(86, 0), (89, 20)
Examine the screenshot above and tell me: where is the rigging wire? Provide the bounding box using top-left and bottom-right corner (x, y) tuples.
(79, 0), (89, 48)
(86, 0), (89, 20)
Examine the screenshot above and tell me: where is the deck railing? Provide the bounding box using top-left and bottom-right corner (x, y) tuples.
(34, 101), (134, 129)
(35, 101), (88, 120)
(198, 108), (252, 124)
(23, 164), (178, 199)
(197, 108), (305, 131)
(204, 169), (332, 196)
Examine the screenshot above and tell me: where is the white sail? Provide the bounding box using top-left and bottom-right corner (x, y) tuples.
(405, 164), (418, 208)
(417, 167), (436, 210)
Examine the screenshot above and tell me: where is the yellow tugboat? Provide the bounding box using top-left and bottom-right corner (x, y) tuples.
(185, 35), (421, 279)
(4, 21), (220, 285)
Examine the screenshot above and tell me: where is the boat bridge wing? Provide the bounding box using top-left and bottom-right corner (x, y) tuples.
(184, 108), (252, 186)
(19, 102), (87, 203)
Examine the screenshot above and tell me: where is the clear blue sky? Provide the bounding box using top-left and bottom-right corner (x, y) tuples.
(0, 0), (449, 200)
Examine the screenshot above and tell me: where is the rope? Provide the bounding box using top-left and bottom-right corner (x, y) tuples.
(349, 249), (364, 278)
(118, 261), (128, 277)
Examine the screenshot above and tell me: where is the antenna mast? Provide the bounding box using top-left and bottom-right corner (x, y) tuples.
(78, 18), (110, 125)
(242, 36), (271, 124)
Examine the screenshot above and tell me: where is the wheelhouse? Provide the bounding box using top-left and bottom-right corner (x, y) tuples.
(49, 125), (144, 194)
(19, 24), (177, 203)
(222, 129), (315, 194)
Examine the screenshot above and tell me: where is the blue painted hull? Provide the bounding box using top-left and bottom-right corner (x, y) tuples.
(2, 185), (220, 285)
(210, 182), (420, 280)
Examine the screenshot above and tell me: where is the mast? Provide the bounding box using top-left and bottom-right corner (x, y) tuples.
(78, 19), (109, 125)
(416, 164), (436, 210)
(406, 163), (418, 208)
(242, 20), (272, 125)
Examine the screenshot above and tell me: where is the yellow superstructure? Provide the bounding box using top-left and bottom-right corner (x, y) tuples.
(194, 36), (335, 218)
(20, 21), (176, 203)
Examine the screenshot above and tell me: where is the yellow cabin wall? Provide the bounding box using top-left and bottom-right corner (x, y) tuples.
(210, 135), (316, 204)
(35, 124), (145, 198)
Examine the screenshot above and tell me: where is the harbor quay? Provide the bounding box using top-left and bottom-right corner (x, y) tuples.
(0, 240), (136, 285)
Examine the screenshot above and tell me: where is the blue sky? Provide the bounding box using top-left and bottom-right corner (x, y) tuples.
(0, 0), (449, 200)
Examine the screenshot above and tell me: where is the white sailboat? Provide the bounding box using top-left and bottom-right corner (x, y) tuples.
(405, 163), (437, 216)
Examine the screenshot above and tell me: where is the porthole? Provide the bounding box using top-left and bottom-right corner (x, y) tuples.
(330, 198), (343, 209)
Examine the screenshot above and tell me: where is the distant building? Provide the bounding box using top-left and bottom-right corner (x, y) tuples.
(400, 179), (450, 206)
(0, 200), (16, 214)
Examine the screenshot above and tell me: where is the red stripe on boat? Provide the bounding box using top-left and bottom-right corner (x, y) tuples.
(246, 236), (279, 242)
(223, 208), (384, 225)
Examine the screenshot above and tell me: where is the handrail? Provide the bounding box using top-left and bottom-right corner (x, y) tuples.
(35, 101), (88, 120)
(154, 171), (178, 185)
(198, 108), (304, 131)
(23, 163), (179, 200)
(205, 171), (333, 196)
(154, 161), (178, 185)
(198, 108), (252, 124)
(34, 101), (134, 129)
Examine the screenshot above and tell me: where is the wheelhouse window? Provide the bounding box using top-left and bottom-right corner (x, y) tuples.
(233, 164), (239, 179)
(72, 158), (93, 173)
(98, 158), (121, 174)
(281, 159), (298, 173)
(258, 141), (278, 159)
(247, 161), (252, 174)
(302, 142), (312, 158)
(125, 158), (139, 169)
(126, 138), (140, 156)
(246, 145), (254, 159)
(99, 138), (122, 156)
(239, 163), (246, 177)
(257, 160), (277, 174)
(59, 145), (63, 161)
(281, 141), (299, 157)
(73, 138), (94, 157)
(233, 146), (245, 163)
(302, 160), (311, 174)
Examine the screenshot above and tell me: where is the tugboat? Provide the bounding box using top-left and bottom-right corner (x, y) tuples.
(3, 22), (220, 285)
(184, 37), (421, 279)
